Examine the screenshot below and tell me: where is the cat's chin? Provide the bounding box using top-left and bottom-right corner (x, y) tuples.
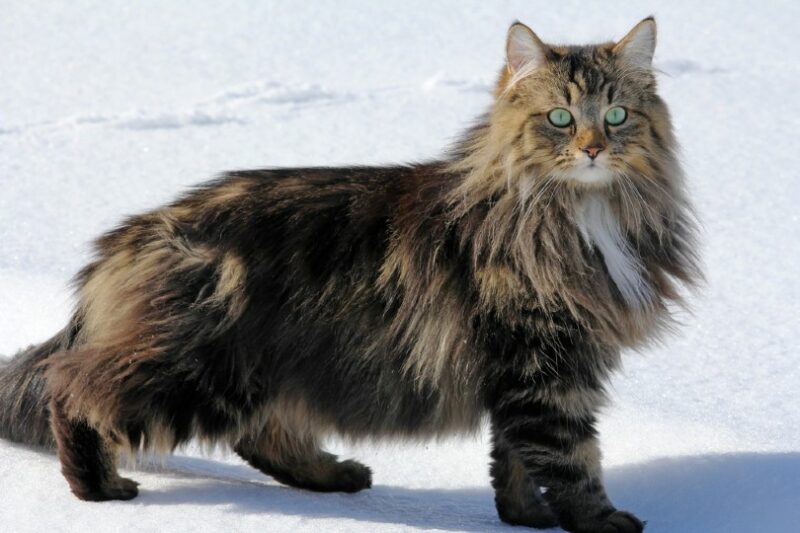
(561, 164), (614, 188)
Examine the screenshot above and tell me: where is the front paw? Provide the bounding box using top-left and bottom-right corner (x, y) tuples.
(571, 510), (644, 533)
(497, 505), (559, 529)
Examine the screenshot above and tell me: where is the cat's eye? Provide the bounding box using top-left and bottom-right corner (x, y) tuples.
(605, 106), (627, 126)
(548, 108), (573, 127)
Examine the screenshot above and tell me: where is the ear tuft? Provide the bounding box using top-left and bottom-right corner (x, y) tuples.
(506, 22), (547, 73)
(613, 17), (657, 69)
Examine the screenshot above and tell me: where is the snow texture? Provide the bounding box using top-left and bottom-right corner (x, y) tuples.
(1, 1), (799, 532)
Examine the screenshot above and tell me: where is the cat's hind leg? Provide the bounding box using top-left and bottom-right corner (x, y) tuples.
(50, 399), (139, 501)
(234, 412), (372, 493)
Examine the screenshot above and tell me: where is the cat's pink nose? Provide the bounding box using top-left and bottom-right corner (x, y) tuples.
(581, 145), (605, 159)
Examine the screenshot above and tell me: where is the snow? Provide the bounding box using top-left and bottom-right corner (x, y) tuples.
(1, 1), (798, 531)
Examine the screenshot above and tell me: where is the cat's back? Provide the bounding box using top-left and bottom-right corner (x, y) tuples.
(164, 165), (431, 249)
(72, 162), (449, 347)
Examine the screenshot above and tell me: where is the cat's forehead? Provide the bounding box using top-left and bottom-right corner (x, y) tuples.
(508, 43), (655, 111)
(551, 48), (614, 96)
(521, 46), (633, 102)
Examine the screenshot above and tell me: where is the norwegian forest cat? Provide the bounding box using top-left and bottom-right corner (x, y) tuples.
(0, 17), (699, 532)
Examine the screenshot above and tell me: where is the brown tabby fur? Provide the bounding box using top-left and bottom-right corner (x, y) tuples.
(0, 17), (699, 532)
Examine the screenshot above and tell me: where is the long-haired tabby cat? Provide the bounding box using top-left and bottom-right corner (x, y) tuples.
(0, 17), (699, 532)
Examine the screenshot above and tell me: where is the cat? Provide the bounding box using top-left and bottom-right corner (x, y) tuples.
(0, 17), (700, 533)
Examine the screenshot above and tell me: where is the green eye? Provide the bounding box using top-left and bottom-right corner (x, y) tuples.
(548, 108), (573, 127)
(605, 106), (627, 126)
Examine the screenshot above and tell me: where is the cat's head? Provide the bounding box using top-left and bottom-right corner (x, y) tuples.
(493, 18), (670, 189)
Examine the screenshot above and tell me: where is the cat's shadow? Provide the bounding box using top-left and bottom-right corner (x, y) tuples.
(132, 451), (800, 533)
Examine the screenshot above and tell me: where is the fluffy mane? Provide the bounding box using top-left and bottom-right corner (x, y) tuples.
(439, 36), (702, 348)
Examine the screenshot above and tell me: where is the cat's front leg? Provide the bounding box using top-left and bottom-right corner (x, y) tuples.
(489, 381), (643, 533)
(490, 428), (559, 529)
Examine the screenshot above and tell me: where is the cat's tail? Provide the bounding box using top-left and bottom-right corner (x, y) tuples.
(0, 327), (71, 448)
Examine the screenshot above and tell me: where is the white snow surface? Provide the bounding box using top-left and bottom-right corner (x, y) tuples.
(1, 1), (799, 532)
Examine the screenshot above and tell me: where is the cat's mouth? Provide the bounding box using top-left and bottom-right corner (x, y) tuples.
(562, 160), (614, 186)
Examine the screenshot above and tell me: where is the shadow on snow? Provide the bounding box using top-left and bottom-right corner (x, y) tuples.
(129, 451), (800, 533)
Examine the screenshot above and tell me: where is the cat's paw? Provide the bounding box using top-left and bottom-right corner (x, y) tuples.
(563, 510), (644, 533)
(333, 459), (373, 493)
(105, 476), (141, 501)
(496, 491), (559, 529)
(497, 501), (559, 529)
(592, 510), (644, 533)
(74, 476), (140, 502)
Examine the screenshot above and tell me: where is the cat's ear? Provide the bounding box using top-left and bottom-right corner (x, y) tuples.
(506, 22), (547, 73)
(613, 17), (657, 69)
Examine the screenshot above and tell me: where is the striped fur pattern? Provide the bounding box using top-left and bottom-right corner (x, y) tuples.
(0, 18), (699, 532)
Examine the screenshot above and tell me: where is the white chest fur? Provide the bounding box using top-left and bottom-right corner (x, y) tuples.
(575, 194), (652, 307)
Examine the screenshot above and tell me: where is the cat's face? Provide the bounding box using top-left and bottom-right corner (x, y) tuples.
(498, 19), (664, 188)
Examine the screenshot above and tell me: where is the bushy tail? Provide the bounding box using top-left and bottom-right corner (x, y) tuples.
(0, 328), (70, 448)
